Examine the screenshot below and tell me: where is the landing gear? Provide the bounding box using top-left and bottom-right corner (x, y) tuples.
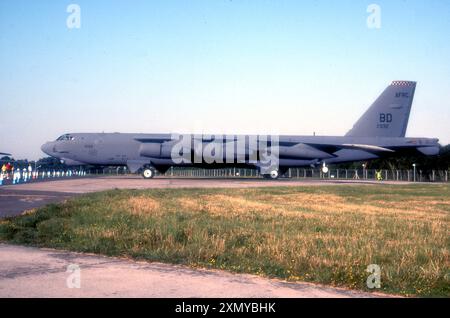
(262, 169), (279, 179)
(142, 167), (155, 179)
(269, 169), (279, 179)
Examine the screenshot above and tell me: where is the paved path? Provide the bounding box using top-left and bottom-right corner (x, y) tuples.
(1, 175), (392, 193)
(0, 244), (387, 298)
(0, 189), (77, 218)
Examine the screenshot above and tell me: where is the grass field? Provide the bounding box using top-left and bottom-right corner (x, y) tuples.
(1, 184), (449, 296)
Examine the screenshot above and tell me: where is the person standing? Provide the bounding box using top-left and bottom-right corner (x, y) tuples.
(28, 164), (33, 180)
(5, 162), (12, 179)
(23, 167), (27, 182)
(376, 170), (383, 181)
(1, 164), (6, 180)
(13, 168), (19, 184)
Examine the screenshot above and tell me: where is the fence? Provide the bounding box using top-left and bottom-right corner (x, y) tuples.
(1, 166), (449, 185)
(0, 169), (88, 185)
(151, 167), (449, 182)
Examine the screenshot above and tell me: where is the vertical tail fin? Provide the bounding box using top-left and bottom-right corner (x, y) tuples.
(346, 81), (416, 137)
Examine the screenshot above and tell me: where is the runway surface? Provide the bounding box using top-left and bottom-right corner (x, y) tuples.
(0, 189), (77, 218)
(0, 176), (415, 218)
(0, 244), (388, 298)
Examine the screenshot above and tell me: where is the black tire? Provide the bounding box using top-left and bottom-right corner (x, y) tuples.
(142, 168), (155, 179)
(262, 170), (279, 179)
(269, 169), (279, 179)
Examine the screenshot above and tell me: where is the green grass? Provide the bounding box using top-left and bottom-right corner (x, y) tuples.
(1, 184), (449, 297)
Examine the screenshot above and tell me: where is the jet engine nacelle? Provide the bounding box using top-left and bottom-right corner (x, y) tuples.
(279, 144), (334, 159)
(139, 143), (172, 158)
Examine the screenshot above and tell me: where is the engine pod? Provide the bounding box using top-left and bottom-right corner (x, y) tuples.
(279, 143), (334, 159)
(139, 143), (161, 158)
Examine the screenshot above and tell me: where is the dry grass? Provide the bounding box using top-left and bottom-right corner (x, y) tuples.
(1, 184), (449, 297)
(121, 196), (161, 215)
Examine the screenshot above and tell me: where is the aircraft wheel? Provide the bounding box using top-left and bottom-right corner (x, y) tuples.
(262, 169), (279, 179)
(142, 168), (155, 179)
(269, 169), (279, 179)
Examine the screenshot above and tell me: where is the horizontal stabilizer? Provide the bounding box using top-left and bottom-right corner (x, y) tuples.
(417, 146), (440, 156)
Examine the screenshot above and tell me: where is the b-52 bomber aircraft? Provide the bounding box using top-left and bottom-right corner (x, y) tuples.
(41, 81), (440, 179)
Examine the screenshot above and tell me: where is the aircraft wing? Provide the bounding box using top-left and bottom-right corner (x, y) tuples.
(134, 137), (173, 143)
(134, 136), (397, 160)
(340, 144), (395, 152)
(279, 142), (395, 159)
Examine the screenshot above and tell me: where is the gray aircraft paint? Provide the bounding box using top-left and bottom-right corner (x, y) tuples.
(346, 81), (416, 138)
(41, 81), (440, 176)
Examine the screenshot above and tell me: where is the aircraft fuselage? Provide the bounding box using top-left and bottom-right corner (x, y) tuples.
(41, 132), (440, 175)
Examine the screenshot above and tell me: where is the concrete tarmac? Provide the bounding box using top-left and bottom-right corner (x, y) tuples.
(0, 189), (77, 218)
(1, 175), (391, 193)
(0, 244), (387, 298)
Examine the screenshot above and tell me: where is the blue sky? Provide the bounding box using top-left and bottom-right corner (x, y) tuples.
(1, 0), (449, 159)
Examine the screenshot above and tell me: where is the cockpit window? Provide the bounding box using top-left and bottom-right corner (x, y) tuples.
(56, 134), (75, 141)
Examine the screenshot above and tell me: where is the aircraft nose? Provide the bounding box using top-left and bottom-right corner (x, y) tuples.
(41, 142), (52, 155)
